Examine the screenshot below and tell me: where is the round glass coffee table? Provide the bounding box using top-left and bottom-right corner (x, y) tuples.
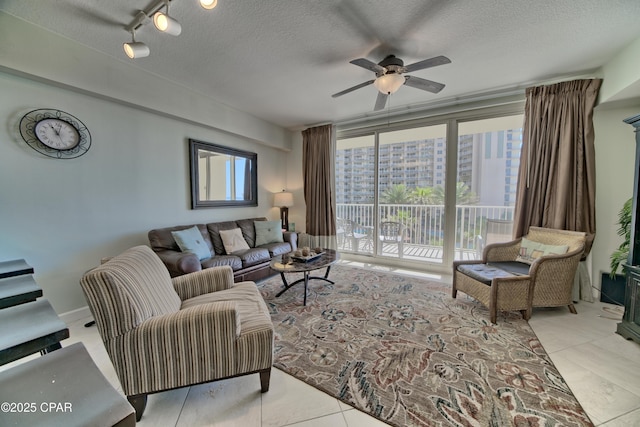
(270, 249), (339, 306)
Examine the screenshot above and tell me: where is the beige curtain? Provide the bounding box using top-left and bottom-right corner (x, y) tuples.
(513, 79), (602, 301)
(302, 124), (337, 248)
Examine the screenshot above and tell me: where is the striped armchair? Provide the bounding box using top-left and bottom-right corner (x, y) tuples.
(453, 227), (586, 323)
(80, 245), (273, 421)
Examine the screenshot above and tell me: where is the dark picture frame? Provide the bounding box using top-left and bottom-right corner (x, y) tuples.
(189, 139), (258, 208)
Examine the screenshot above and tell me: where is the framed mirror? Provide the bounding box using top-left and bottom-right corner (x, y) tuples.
(189, 139), (258, 208)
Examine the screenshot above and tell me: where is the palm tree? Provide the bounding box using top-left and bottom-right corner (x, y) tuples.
(432, 182), (479, 205)
(427, 182), (479, 247)
(380, 184), (412, 204)
(411, 187), (435, 205)
(380, 184), (413, 236)
(410, 187), (435, 245)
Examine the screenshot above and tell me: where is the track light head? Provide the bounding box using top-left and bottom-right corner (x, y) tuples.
(123, 31), (149, 59)
(123, 41), (150, 59)
(123, 0), (220, 57)
(154, 2), (181, 35)
(200, 0), (218, 9)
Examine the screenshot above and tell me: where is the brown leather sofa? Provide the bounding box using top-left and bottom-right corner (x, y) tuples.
(148, 217), (297, 282)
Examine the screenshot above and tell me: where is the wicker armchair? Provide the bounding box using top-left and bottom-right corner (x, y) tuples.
(80, 246), (273, 421)
(452, 227), (586, 323)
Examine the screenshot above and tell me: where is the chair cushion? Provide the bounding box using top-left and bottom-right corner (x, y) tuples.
(488, 261), (530, 276)
(201, 255), (243, 271)
(515, 237), (569, 264)
(258, 241), (292, 257)
(254, 220), (284, 246)
(220, 228), (251, 254)
(456, 263), (517, 285)
(237, 218), (267, 247)
(171, 226), (212, 261)
(181, 281), (272, 337)
(149, 224), (213, 253)
(207, 221), (239, 255)
(236, 248), (270, 267)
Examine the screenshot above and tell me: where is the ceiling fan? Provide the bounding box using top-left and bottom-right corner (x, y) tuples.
(332, 54), (451, 111)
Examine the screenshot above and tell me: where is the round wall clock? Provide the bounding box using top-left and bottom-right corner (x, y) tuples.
(19, 109), (91, 159)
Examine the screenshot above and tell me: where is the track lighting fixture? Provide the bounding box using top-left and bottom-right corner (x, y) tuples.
(123, 30), (150, 59)
(199, 0), (218, 10)
(154, 0), (182, 36)
(123, 0), (219, 59)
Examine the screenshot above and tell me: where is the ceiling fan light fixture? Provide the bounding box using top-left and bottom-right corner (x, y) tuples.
(123, 31), (149, 59)
(374, 73), (405, 95)
(154, 2), (182, 35)
(199, 0), (218, 10)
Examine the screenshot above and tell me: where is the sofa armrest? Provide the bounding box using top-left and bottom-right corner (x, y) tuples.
(171, 265), (235, 300)
(154, 250), (201, 277)
(112, 301), (240, 396)
(484, 238), (522, 262)
(284, 231), (298, 251)
(527, 247), (583, 279)
(141, 300), (239, 337)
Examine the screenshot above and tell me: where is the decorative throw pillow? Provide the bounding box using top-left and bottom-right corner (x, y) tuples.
(171, 226), (212, 261)
(219, 228), (250, 254)
(515, 237), (569, 264)
(254, 220), (284, 246)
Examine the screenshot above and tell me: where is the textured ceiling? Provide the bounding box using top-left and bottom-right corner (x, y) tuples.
(2, 0), (640, 130)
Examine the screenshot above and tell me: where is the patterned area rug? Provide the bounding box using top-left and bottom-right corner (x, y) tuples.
(258, 264), (594, 427)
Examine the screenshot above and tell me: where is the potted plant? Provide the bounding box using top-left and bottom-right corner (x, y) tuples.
(610, 197), (633, 278)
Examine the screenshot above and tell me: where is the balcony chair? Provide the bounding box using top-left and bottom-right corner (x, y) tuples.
(475, 218), (513, 258)
(378, 221), (406, 258)
(80, 245), (273, 421)
(453, 227), (586, 323)
(336, 217), (372, 252)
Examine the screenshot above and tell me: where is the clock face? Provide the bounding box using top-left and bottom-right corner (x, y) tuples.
(34, 118), (80, 150)
(19, 109), (91, 159)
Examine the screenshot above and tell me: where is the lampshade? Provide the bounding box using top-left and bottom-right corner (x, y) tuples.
(273, 192), (293, 207)
(373, 73), (406, 95)
(123, 41), (150, 59)
(200, 0), (218, 10)
(154, 10), (182, 35)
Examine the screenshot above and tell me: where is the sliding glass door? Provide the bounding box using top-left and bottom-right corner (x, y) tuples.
(336, 108), (524, 269)
(377, 125), (447, 262)
(455, 116), (523, 260)
(335, 135), (375, 255)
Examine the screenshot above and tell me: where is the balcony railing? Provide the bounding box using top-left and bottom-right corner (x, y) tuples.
(336, 203), (515, 261)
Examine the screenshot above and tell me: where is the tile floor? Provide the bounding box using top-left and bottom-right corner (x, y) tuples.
(6, 262), (640, 426)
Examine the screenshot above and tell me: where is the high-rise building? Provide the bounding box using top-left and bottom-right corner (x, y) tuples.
(336, 129), (522, 206)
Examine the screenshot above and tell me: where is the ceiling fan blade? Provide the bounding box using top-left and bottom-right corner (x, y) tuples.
(403, 55), (451, 73)
(374, 92), (388, 111)
(404, 75), (445, 93)
(332, 80), (375, 98)
(350, 58), (385, 74)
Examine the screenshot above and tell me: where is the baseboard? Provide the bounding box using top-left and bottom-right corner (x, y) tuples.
(59, 305), (92, 324)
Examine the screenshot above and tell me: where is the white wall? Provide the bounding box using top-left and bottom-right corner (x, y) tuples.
(287, 132), (306, 233)
(0, 12), (292, 151)
(0, 71), (291, 314)
(0, 12), (297, 315)
(591, 104), (640, 291)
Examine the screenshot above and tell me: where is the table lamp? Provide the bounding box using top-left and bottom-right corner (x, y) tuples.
(273, 191), (293, 231)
